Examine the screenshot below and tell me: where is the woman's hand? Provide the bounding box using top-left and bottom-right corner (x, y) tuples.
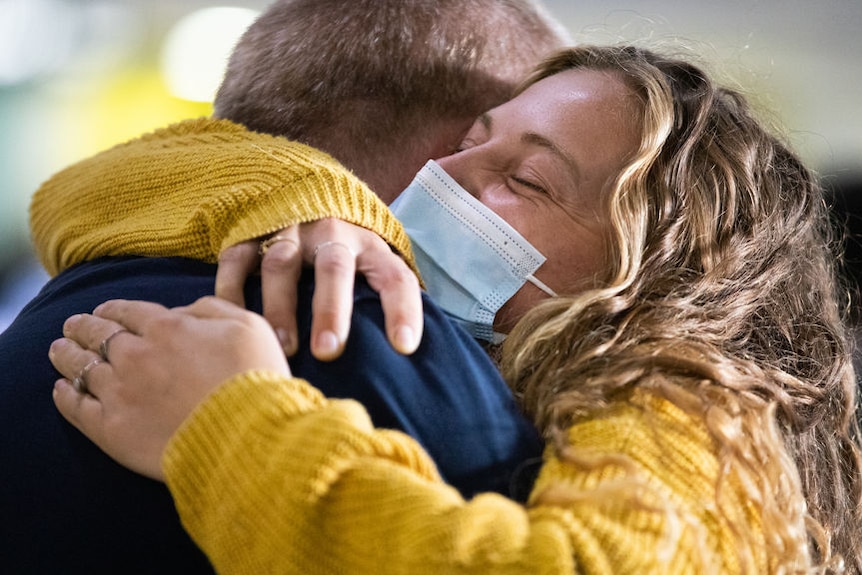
(49, 297), (290, 481)
(216, 218), (423, 360)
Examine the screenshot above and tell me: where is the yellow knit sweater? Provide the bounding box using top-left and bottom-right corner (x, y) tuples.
(30, 117), (413, 277)
(165, 371), (765, 574)
(29, 118), (767, 573)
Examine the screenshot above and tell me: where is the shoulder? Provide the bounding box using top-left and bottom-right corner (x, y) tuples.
(557, 389), (718, 484)
(528, 389), (766, 572)
(290, 274), (543, 498)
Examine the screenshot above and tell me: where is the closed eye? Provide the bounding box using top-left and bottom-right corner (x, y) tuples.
(511, 176), (547, 194)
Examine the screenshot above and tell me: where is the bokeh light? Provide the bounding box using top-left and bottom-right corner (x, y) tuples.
(160, 7), (260, 102)
(0, 0), (860, 332)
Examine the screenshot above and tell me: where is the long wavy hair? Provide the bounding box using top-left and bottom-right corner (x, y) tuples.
(502, 46), (862, 573)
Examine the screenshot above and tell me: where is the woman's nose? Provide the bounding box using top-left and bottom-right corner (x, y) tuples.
(436, 151), (479, 199)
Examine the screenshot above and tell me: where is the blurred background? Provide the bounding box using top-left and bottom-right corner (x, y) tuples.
(1, 0), (860, 331)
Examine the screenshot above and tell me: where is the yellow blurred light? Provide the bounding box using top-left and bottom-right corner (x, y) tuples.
(59, 66), (212, 163)
(160, 6), (259, 103)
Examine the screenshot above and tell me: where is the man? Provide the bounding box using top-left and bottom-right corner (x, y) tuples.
(0, 1), (568, 573)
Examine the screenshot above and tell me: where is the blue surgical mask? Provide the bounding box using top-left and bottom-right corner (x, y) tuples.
(391, 160), (557, 343)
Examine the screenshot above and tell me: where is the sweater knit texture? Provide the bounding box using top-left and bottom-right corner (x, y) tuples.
(30, 117), (414, 277)
(164, 372), (766, 574)
(29, 118), (768, 573)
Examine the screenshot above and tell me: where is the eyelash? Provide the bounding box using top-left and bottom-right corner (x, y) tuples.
(511, 176), (547, 195)
(453, 136), (547, 195)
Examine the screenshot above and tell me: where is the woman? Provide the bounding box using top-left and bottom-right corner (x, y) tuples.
(49, 46), (862, 573)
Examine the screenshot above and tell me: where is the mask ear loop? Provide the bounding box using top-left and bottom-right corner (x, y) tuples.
(491, 276), (557, 345)
(526, 274), (558, 297)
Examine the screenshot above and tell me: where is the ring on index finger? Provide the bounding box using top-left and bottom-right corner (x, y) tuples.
(259, 235), (300, 255)
(72, 358), (103, 395)
(99, 328), (129, 362)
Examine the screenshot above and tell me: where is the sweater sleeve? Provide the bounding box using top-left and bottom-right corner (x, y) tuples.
(29, 118), (414, 277)
(162, 372), (765, 574)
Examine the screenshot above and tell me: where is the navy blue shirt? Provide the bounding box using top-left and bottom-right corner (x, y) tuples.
(0, 256), (541, 574)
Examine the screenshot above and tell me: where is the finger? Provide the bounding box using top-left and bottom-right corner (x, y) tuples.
(48, 337), (111, 397)
(259, 230), (302, 355)
(215, 241), (261, 307)
(358, 249), (424, 354)
(49, 336), (93, 381)
(179, 296), (279, 341)
(52, 377), (105, 439)
(180, 295), (256, 320)
(310, 241), (356, 361)
(92, 299), (169, 335)
(62, 312), (131, 355)
(53, 378), (165, 482)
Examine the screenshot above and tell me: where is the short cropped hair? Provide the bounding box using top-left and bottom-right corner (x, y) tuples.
(214, 0), (569, 166)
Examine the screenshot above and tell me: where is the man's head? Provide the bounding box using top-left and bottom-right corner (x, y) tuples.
(214, 0), (569, 203)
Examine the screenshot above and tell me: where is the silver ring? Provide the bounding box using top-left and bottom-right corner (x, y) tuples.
(259, 235), (300, 255)
(99, 328), (129, 362)
(72, 358), (102, 395)
(312, 241), (355, 262)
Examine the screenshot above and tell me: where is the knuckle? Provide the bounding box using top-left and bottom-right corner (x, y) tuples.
(315, 252), (354, 276)
(119, 340), (148, 366)
(260, 250), (298, 273)
(311, 217), (339, 234)
(147, 313), (184, 335)
(197, 295), (222, 307)
(379, 259), (419, 287)
(245, 314), (271, 335)
(243, 312), (273, 335)
(218, 244), (256, 266)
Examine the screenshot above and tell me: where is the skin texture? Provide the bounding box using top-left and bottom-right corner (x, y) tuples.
(438, 68), (642, 333)
(215, 219), (422, 360)
(222, 69), (642, 346)
(51, 297), (290, 481)
(50, 69), (641, 481)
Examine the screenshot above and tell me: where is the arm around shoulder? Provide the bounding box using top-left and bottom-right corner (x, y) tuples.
(30, 118), (411, 276)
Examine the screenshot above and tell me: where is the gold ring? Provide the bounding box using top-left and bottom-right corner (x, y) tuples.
(259, 235), (300, 255)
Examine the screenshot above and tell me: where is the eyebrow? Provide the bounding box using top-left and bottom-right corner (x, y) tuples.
(520, 133), (581, 186)
(481, 112), (581, 185)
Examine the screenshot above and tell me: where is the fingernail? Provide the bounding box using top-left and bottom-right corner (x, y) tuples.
(63, 314), (81, 335)
(49, 339), (61, 359)
(276, 328), (296, 356)
(314, 330), (340, 359)
(393, 326), (418, 354)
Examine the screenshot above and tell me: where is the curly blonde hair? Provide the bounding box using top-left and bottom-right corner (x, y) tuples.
(502, 46), (862, 573)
